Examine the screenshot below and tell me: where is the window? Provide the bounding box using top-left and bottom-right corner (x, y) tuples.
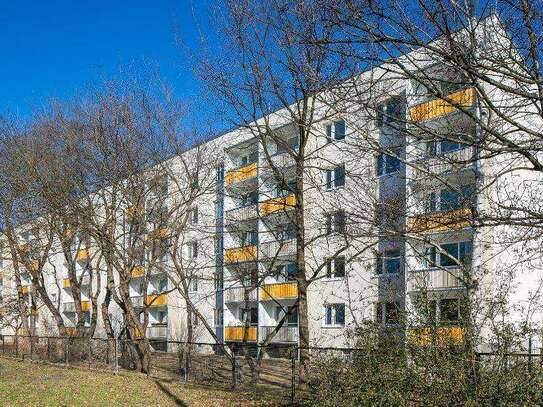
(324, 303), (345, 327)
(240, 190), (258, 207)
(157, 279), (168, 293)
(214, 273), (224, 291)
(326, 119), (346, 143)
(275, 136), (299, 154)
(440, 298), (463, 325)
(376, 249), (401, 275)
(376, 150), (401, 176)
(240, 307), (258, 326)
(274, 263), (298, 281)
(188, 277), (198, 293)
(376, 302), (401, 324)
(240, 230), (258, 246)
(157, 310), (168, 324)
(424, 241), (472, 268)
(275, 179), (296, 197)
(440, 189), (461, 212)
(376, 99), (403, 128)
(240, 151), (258, 167)
(190, 207), (199, 224)
(275, 306), (298, 326)
(325, 164), (346, 189)
(424, 185), (475, 213)
(326, 256), (346, 279)
(326, 210), (346, 234)
(214, 308), (224, 326)
(425, 192), (437, 213)
(188, 241), (198, 259)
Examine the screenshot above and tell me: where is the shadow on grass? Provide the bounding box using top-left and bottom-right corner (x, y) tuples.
(154, 379), (187, 406)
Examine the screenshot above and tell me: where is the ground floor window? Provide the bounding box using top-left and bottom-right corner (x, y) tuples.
(324, 303), (345, 327)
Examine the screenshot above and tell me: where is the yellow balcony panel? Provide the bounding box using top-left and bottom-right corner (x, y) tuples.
(17, 327), (28, 336)
(225, 163), (257, 186)
(65, 327), (76, 336)
(63, 278), (71, 289)
(81, 301), (91, 312)
(407, 207), (472, 234)
(21, 285), (30, 295)
(75, 248), (90, 261)
(131, 265), (145, 278)
(408, 326), (465, 346)
(225, 245), (257, 264)
(260, 282), (298, 301)
(260, 195), (296, 216)
(145, 293), (168, 307)
(29, 260), (39, 272)
(409, 87), (476, 122)
(224, 326), (257, 342)
(152, 228), (169, 239)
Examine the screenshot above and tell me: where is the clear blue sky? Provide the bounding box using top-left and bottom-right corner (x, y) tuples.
(0, 0), (213, 122)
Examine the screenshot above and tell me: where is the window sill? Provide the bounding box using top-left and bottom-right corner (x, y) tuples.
(372, 272), (401, 278)
(325, 185), (345, 192)
(322, 325), (345, 329)
(323, 277), (345, 282)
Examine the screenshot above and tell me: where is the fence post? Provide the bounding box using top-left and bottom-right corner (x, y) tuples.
(231, 345), (237, 390)
(47, 337), (51, 361)
(528, 337), (533, 371)
(15, 335), (19, 358)
(291, 347), (296, 403)
(114, 337), (118, 373)
(64, 338), (69, 366)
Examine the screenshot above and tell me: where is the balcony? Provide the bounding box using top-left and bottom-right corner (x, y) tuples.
(408, 267), (464, 292)
(225, 245), (257, 264)
(21, 285), (30, 295)
(225, 163), (257, 188)
(224, 286), (258, 303)
(145, 293), (168, 307)
(407, 207), (472, 233)
(131, 265), (145, 278)
(260, 326), (299, 343)
(147, 325), (168, 339)
(63, 275), (91, 288)
(261, 152), (296, 172)
(412, 147), (474, 181)
(131, 295), (144, 308)
(260, 281), (298, 301)
(62, 301), (91, 313)
(75, 249), (89, 261)
(260, 239), (296, 260)
(408, 326), (465, 346)
(260, 195), (296, 217)
(224, 326), (257, 342)
(409, 87), (476, 123)
(225, 204), (258, 224)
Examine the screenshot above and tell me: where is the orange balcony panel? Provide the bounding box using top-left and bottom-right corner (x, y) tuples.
(225, 163), (257, 186)
(225, 246), (257, 264)
(260, 282), (298, 301)
(80, 301), (91, 312)
(224, 326), (257, 342)
(145, 293), (168, 307)
(65, 327), (76, 336)
(17, 327), (28, 336)
(131, 265), (145, 277)
(408, 326), (465, 346)
(75, 249), (89, 261)
(63, 278), (71, 289)
(126, 205), (145, 219)
(21, 285), (30, 295)
(409, 87), (476, 122)
(407, 207), (472, 233)
(260, 195), (296, 216)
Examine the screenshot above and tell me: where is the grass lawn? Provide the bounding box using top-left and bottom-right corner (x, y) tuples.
(0, 356), (276, 406)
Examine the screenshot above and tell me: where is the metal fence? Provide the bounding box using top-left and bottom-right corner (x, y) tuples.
(1, 334), (542, 404)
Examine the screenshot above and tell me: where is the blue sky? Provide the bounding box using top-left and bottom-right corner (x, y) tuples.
(0, 0), (213, 123)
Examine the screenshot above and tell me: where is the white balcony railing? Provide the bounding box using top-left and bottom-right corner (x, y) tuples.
(259, 326), (299, 343)
(408, 267), (464, 292)
(262, 152), (296, 171)
(224, 286), (258, 303)
(260, 239), (297, 259)
(412, 147), (473, 180)
(225, 204), (258, 223)
(147, 325), (168, 338)
(130, 296), (144, 307)
(62, 302), (76, 313)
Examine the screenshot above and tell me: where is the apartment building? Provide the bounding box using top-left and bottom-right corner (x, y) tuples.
(1, 16), (541, 353)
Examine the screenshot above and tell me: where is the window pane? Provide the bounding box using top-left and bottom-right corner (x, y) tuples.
(334, 210), (346, 233)
(326, 124), (333, 143)
(440, 189), (460, 212)
(377, 154), (384, 176)
(385, 302), (399, 324)
(335, 257), (346, 278)
(325, 306), (332, 325)
(440, 243), (459, 266)
(335, 304), (345, 325)
(385, 249), (401, 274)
(459, 241), (472, 264)
(440, 298), (460, 324)
(326, 170), (332, 189)
(334, 165), (345, 187)
(441, 140), (461, 153)
(386, 154), (401, 174)
(334, 120), (346, 140)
